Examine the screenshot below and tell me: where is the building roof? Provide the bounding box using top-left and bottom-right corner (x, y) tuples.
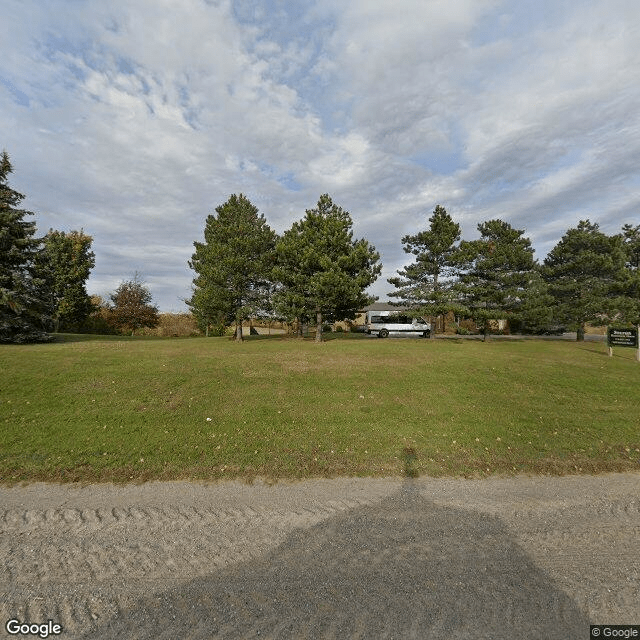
(361, 302), (407, 312)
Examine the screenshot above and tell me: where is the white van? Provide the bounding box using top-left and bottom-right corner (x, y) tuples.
(366, 310), (431, 338)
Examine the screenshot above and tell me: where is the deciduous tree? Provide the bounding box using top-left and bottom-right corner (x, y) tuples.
(37, 229), (95, 332)
(109, 273), (159, 335)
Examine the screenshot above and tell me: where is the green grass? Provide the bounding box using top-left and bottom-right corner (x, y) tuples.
(1, 333), (639, 483)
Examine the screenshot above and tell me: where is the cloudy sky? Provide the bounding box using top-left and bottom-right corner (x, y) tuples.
(2, 0), (639, 311)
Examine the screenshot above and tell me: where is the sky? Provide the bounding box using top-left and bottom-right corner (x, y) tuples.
(2, 0), (639, 312)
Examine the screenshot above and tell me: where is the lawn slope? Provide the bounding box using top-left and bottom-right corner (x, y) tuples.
(1, 334), (638, 482)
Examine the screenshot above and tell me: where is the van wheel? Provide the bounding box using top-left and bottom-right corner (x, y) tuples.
(379, 329), (389, 338)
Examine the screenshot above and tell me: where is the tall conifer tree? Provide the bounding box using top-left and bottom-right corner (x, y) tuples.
(455, 219), (541, 339)
(273, 194), (381, 342)
(542, 220), (627, 340)
(188, 194), (276, 341)
(0, 151), (51, 343)
(387, 205), (464, 337)
(609, 223), (640, 327)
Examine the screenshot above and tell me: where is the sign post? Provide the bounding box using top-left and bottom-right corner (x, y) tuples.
(607, 326), (639, 360)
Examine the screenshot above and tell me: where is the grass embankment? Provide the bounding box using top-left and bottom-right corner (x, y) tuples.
(1, 334), (639, 483)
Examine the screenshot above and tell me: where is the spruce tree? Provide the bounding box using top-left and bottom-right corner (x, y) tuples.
(187, 194), (277, 341)
(0, 151), (51, 343)
(273, 194), (381, 342)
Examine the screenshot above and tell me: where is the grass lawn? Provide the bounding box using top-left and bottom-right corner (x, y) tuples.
(1, 333), (639, 483)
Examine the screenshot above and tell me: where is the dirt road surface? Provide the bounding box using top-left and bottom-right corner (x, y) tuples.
(1, 473), (639, 639)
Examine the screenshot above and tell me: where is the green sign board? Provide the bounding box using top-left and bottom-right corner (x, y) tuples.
(607, 327), (638, 348)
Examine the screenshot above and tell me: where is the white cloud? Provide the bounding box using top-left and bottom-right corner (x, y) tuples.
(1, 0), (638, 310)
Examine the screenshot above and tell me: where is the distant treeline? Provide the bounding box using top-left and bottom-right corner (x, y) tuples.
(2, 148), (638, 344)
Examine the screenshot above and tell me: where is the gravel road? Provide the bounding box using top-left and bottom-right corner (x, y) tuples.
(1, 473), (639, 639)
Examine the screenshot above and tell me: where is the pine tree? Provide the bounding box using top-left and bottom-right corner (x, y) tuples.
(0, 151), (51, 343)
(455, 219), (538, 340)
(621, 223), (640, 272)
(611, 223), (640, 326)
(387, 205), (465, 337)
(541, 220), (627, 340)
(187, 194), (277, 341)
(273, 194), (381, 342)
(509, 269), (555, 334)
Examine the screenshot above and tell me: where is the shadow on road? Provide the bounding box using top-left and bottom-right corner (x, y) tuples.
(82, 485), (590, 639)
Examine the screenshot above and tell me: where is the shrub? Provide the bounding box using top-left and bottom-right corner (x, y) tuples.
(208, 323), (228, 337)
(156, 313), (201, 337)
(81, 298), (118, 335)
(445, 322), (459, 335)
(137, 313), (202, 337)
(457, 319), (478, 334)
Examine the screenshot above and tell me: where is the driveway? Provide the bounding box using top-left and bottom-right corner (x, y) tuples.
(1, 473), (638, 639)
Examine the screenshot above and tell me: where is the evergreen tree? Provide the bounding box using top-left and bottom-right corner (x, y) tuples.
(612, 223), (640, 326)
(509, 269), (555, 334)
(37, 229), (95, 332)
(109, 273), (159, 335)
(187, 194), (276, 341)
(387, 205), (464, 337)
(273, 194), (381, 342)
(621, 223), (640, 272)
(0, 150), (51, 343)
(455, 219), (539, 340)
(541, 220), (627, 340)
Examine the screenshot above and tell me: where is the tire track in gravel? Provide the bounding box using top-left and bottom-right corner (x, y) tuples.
(477, 495), (640, 629)
(1, 475), (639, 639)
(75, 489), (593, 640)
(0, 499), (371, 533)
(1, 498), (376, 637)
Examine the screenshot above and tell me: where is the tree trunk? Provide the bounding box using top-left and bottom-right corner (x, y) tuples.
(235, 321), (243, 342)
(315, 309), (323, 343)
(429, 315), (435, 339)
(576, 323), (585, 342)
